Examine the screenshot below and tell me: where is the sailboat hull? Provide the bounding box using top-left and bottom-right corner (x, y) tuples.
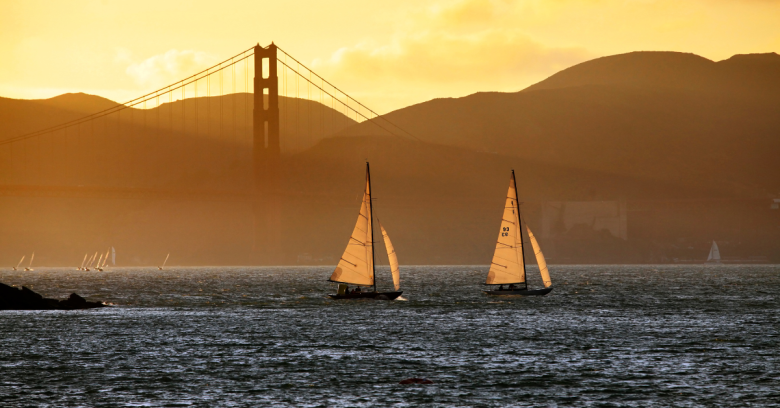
(328, 291), (403, 300)
(483, 287), (553, 296)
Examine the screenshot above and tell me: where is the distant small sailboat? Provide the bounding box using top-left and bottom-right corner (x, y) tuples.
(328, 162), (403, 300)
(483, 171), (552, 296)
(706, 241), (722, 264)
(158, 253), (169, 270)
(86, 252), (98, 271)
(97, 248), (110, 271)
(13, 255), (25, 271)
(78, 253), (88, 270)
(111, 247), (116, 265)
(24, 252), (35, 271)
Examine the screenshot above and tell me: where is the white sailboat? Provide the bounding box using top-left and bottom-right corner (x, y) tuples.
(706, 241), (722, 264)
(158, 253), (169, 270)
(328, 162), (403, 300)
(483, 170), (553, 296)
(13, 255), (25, 271)
(24, 252), (34, 271)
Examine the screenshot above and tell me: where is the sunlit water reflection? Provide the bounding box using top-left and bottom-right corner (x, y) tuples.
(1, 265), (778, 407)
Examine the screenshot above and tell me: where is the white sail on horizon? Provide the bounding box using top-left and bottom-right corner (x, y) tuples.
(486, 174), (526, 285)
(162, 253), (170, 268)
(526, 225), (552, 288)
(80, 253), (88, 269)
(16, 256), (25, 269)
(111, 247), (116, 265)
(28, 252), (34, 268)
(707, 241), (721, 262)
(379, 221), (401, 291)
(330, 170), (374, 287)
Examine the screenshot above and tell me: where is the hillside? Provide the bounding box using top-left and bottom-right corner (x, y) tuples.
(342, 52), (780, 198)
(1, 51), (779, 266)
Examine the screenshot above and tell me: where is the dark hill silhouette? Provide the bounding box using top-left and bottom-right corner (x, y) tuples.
(0, 93), (121, 141)
(523, 51), (780, 94)
(0, 93), (356, 156)
(343, 51), (780, 197)
(1, 51), (778, 265)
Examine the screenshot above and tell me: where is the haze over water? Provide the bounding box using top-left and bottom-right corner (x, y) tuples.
(1, 265), (778, 407)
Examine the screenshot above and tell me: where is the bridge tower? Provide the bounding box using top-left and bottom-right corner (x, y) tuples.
(253, 43), (282, 262)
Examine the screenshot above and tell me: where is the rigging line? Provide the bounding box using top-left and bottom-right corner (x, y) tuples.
(296, 59), (299, 145)
(220, 67), (223, 163)
(276, 58), (403, 141)
(181, 81), (185, 172)
(3, 53), (253, 146)
(207, 70), (210, 144)
(277, 46), (418, 140)
(232, 57), (235, 151)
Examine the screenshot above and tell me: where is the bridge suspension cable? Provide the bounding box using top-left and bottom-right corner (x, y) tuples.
(1, 42), (427, 196)
(0, 46), (255, 146)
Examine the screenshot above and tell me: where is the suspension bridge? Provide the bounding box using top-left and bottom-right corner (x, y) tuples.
(0, 43), (413, 261)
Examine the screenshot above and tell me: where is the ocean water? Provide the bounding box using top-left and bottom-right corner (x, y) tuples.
(0, 265), (778, 407)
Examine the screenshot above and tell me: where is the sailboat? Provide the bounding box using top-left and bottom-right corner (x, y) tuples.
(706, 241), (721, 264)
(483, 171), (553, 296)
(13, 255), (25, 271)
(158, 253), (169, 270)
(328, 162), (403, 300)
(24, 252), (35, 271)
(78, 253), (88, 270)
(85, 252), (97, 271)
(96, 248), (110, 271)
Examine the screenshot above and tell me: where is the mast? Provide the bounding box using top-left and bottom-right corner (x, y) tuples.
(367, 162), (377, 293)
(512, 170), (528, 290)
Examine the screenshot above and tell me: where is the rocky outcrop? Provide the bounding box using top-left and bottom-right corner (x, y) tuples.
(0, 282), (107, 310)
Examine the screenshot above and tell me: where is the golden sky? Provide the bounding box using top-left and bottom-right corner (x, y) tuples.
(1, 0), (779, 113)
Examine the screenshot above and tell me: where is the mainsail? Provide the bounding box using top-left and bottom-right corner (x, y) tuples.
(330, 170), (374, 287)
(486, 173), (526, 285)
(16, 256), (25, 269)
(379, 221), (400, 291)
(526, 225), (552, 288)
(28, 252), (34, 268)
(162, 253), (170, 267)
(707, 241), (721, 262)
(111, 247), (116, 265)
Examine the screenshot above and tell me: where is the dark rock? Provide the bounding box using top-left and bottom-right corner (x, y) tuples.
(0, 282), (107, 310)
(399, 378), (434, 385)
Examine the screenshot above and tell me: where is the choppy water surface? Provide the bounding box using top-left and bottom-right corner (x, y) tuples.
(1, 265), (778, 407)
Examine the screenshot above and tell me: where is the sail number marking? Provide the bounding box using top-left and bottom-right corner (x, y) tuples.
(501, 227), (510, 237)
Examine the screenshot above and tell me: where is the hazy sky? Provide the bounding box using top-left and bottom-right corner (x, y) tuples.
(1, 0), (779, 113)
